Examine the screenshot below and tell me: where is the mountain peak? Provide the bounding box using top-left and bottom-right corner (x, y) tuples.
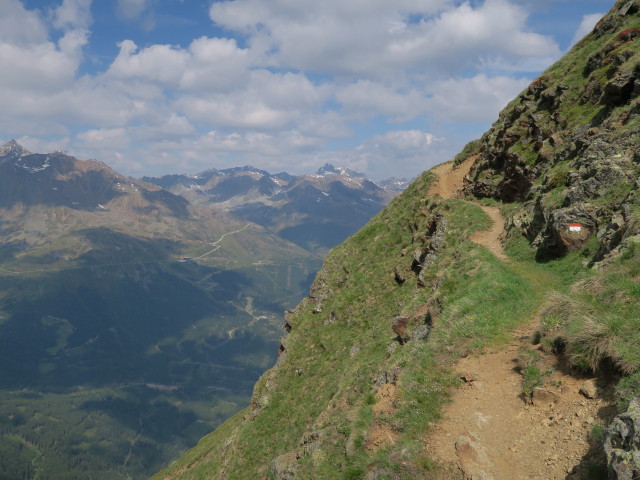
(316, 163), (340, 175)
(0, 139), (31, 158)
(315, 163), (365, 179)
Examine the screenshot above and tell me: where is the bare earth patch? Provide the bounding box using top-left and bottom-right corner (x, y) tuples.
(425, 325), (615, 479)
(367, 383), (399, 452)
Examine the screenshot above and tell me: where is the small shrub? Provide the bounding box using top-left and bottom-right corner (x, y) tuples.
(531, 331), (542, 345)
(590, 424), (605, 442)
(547, 167), (569, 188)
(517, 348), (541, 371)
(453, 139), (482, 166)
(616, 371), (640, 411)
(620, 241), (637, 261)
(552, 336), (567, 354)
(522, 365), (545, 397)
(566, 314), (622, 372)
(417, 455), (437, 471)
(616, 27), (640, 42)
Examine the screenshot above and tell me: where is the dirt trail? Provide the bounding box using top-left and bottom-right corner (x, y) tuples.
(423, 160), (612, 479)
(428, 158), (508, 261)
(425, 332), (612, 480)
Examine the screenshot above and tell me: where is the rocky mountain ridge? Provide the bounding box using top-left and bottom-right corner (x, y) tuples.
(464, 3), (640, 261)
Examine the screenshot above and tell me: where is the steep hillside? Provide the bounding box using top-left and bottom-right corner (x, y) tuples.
(152, 2), (640, 478)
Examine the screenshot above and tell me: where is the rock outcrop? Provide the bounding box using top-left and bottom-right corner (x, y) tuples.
(605, 397), (640, 480)
(462, 0), (640, 261)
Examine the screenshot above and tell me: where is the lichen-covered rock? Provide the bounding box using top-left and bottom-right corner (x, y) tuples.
(605, 397), (640, 480)
(270, 451), (299, 480)
(533, 204), (598, 257)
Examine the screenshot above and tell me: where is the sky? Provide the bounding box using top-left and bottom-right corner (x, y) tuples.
(0, 0), (614, 180)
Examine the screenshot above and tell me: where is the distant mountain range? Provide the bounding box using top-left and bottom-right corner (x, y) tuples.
(143, 162), (411, 254)
(0, 140), (410, 479)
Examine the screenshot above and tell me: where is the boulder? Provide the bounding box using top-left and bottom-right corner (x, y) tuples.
(580, 379), (598, 399)
(532, 387), (561, 406)
(603, 71), (638, 106)
(409, 324), (431, 342)
(605, 397), (640, 480)
(455, 433), (493, 480)
(537, 205), (597, 257)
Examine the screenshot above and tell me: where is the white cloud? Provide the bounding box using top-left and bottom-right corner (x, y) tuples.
(179, 37), (251, 92)
(335, 81), (428, 122)
(0, 42), (79, 91)
(132, 114), (196, 142)
(108, 37), (252, 92)
(350, 129), (442, 179)
(0, 0), (89, 98)
(53, 0), (92, 31)
(0, 0), (601, 180)
(175, 70), (329, 130)
(77, 127), (131, 150)
(210, 0), (560, 77)
(0, 0), (48, 45)
(297, 111), (351, 139)
(109, 40), (188, 86)
(571, 13), (604, 47)
(366, 130), (438, 152)
(114, 129), (330, 175)
(427, 74), (531, 123)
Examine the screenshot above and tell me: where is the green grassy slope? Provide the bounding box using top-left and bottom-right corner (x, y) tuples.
(152, 1), (640, 478)
(150, 173), (562, 479)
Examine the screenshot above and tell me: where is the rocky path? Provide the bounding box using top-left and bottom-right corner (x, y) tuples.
(428, 158), (507, 260)
(424, 160), (613, 479)
(425, 333), (612, 479)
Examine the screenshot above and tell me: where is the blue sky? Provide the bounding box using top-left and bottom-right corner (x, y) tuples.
(1, 0), (614, 180)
